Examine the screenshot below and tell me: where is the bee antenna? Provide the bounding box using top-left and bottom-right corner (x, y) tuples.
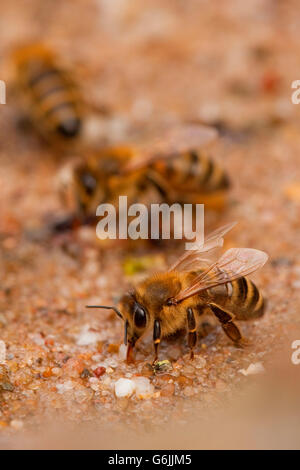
(86, 305), (122, 318)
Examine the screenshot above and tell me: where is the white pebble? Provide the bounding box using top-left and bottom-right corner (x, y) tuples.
(56, 381), (74, 393)
(105, 358), (118, 368)
(92, 354), (102, 362)
(89, 377), (99, 385)
(133, 377), (154, 399)
(89, 378), (101, 391)
(114, 378), (136, 398)
(102, 377), (111, 387)
(0, 340), (6, 364)
(76, 325), (101, 346)
(239, 362), (265, 376)
(194, 355), (206, 369)
(10, 420), (24, 430)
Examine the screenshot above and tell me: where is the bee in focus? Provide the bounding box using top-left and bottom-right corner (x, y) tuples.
(12, 43), (82, 145)
(58, 124), (230, 230)
(87, 223), (268, 363)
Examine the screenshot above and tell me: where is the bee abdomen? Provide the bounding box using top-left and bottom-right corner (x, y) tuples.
(25, 62), (81, 138)
(157, 150), (230, 192)
(226, 277), (265, 320)
(193, 151), (229, 191)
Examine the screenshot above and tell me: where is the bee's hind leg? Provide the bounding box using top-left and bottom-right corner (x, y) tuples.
(187, 308), (197, 360)
(208, 302), (246, 346)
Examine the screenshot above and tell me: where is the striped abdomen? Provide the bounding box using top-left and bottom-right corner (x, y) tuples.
(151, 150), (230, 193)
(19, 52), (81, 139)
(207, 276), (265, 320)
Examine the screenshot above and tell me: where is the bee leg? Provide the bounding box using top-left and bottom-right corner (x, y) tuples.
(209, 303), (244, 345)
(153, 319), (161, 364)
(187, 307), (197, 360)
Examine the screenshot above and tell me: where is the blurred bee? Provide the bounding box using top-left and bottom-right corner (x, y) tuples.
(58, 124), (230, 230)
(87, 223), (268, 363)
(12, 43), (82, 145)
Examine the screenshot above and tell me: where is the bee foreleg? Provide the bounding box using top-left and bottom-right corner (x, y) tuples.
(208, 303), (243, 345)
(187, 307), (197, 360)
(153, 319), (161, 364)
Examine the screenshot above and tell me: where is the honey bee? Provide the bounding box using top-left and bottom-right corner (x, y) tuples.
(87, 223), (268, 363)
(59, 124), (229, 226)
(12, 43), (82, 144)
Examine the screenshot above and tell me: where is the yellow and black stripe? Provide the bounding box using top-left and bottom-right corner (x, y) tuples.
(210, 276), (265, 320)
(16, 46), (81, 139)
(151, 149), (230, 193)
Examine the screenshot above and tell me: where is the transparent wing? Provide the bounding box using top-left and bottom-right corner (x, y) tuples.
(123, 124), (218, 173)
(168, 222), (237, 272)
(173, 248), (268, 303)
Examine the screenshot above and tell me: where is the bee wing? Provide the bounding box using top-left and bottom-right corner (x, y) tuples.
(122, 124), (218, 173)
(173, 248), (268, 303)
(168, 222), (237, 272)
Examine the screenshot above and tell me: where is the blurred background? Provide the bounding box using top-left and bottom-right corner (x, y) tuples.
(1, 0), (300, 449)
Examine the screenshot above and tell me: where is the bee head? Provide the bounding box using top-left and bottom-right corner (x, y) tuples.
(74, 163), (106, 212)
(118, 292), (149, 362)
(86, 291), (148, 363)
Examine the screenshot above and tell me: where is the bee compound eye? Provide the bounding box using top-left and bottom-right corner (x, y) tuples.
(133, 304), (147, 328)
(79, 172), (97, 196)
(56, 118), (81, 138)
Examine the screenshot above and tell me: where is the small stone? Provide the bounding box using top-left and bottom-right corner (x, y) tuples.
(42, 367), (53, 378)
(91, 354), (102, 362)
(114, 378), (136, 398)
(63, 357), (84, 378)
(89, 377), (100, 391)
(107, 343), (119, 354)
(239, 362), (265, 376)
(133, 377), (154, 399)
(182, 364), (195, 376)
(10, 420), (23, 430)
(76, 325), (101, 346)
(105, 358), (118, 368)
(160, 383), (175, 397)
(183, 386), (194, 397)
(1, 382), (14, 392)
(194, 355), (206, 369)
(176, 375), (193, 387)
(56, 381), (74, 393)
(75, 389), (92, 404)
(0, 341), (6, 364)
(158, 374), (173, 383)
(102, 377), (111, 387)
(80, 368), (92, 379)
(93, 366), (106, 378)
